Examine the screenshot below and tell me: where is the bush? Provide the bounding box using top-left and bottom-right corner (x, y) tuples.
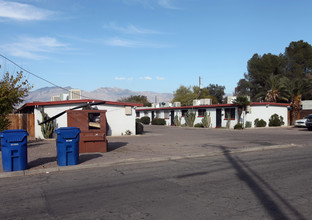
(269, 114), (284, 127)
(136, 122), (144, 134)
(245, 121), (252, 128)
(254, 118), (267, 127)
(234, 123), (243, 129)
(194, 123), (204, 128)
(140, 116), (150, 125)
(151, 118), (166, 125)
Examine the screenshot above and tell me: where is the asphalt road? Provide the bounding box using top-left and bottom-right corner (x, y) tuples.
(0, 145), (311, 220)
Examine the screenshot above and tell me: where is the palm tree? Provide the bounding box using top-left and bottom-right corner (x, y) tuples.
(233, 96), (250, 124)
(284, 77), (312, 125)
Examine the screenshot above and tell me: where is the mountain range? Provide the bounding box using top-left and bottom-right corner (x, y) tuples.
(24, 86), (173, 104)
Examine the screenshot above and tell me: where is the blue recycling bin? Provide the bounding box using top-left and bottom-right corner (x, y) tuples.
(0, 129), (28, 172)
(56, 127), (80, 166)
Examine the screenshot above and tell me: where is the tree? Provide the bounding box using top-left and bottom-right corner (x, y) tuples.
(206, 84), (225, 103)
(0, 71), (32, 131)
(285, 40), (312, 79)
(172, 85), (216, 106)
(118, 95), (151, 107)
(232, 96), (250, 123)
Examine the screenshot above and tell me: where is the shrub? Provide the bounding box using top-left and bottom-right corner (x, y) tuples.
(254, 118), (267, 127)
(151, 118), (166, 125)
(140, 116), (150, 125)
(184, 110), (196, 127)
(245, 121), (252, 128)
(202, 112), (211, 128)
(269, 114), (284, 127)
(234, 123), (243, 129)
(173, 115), (181, 126)
(136, 122), (144, 134)
(194, 123), (204, 128)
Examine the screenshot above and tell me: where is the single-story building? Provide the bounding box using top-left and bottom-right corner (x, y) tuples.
(136, 102), (290, 128)
(17, 99), (143, 139)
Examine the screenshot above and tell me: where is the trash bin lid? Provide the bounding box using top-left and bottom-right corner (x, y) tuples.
(56, 127), (81, 139)
(0, 129), (29, 142)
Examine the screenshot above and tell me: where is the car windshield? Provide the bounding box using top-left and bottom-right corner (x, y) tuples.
(305, 115), (312, 119)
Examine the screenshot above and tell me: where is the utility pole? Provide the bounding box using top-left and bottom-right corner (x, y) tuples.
(199, 76), (203, 89)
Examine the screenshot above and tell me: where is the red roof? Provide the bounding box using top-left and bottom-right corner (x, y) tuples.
(17, 99), (143, 112)
(136, 102), (289, 111)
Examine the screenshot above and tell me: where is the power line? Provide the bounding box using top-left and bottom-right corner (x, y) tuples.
(0, 53), (96, 100)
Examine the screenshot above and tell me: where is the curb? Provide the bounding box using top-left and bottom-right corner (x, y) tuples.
(0, 143), (300, 178)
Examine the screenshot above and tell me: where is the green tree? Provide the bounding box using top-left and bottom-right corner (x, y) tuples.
(206, 84), (225, 103)
(285, 40), (312, 79)
(0, 71), (32, 131)
(232, 96), (250, 123)
(172, 85), (216, 106)
(118, 95), (151, 107)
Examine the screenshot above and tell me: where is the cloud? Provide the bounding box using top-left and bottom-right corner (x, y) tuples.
(122, 0), (180, 10)
(156, 76), (165, 80)
(0, 0), (54, 21)
(1, 37), (68, 59)
(114, 77), (134, 81)
(105, 37), (170, 48)
(104, 22), (161, 35)
(140, 76), (153, 80)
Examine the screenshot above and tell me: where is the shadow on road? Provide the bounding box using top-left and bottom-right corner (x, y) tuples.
(79, 154), (103, 163)
(219, 146), (307, 220)
(108, 142), (128, 151)
(28, 156), (57, 168)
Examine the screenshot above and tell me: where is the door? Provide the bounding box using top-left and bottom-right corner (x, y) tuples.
(216, 108), (222, 128)
(170, 111), (175, 125)
(151, 111), (155, 120)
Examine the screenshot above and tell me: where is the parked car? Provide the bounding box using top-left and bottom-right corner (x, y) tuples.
(295, 117), (308, 127)
(305, 114), (312, 131)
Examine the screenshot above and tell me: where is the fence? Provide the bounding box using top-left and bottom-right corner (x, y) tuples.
(7, 114), (35, 139)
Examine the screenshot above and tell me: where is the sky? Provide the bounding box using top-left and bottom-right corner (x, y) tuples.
(1, 0), (312, 95)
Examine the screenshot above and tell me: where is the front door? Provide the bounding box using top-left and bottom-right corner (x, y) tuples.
(170, 111), (175, 125)
(216, 108), (222, 128)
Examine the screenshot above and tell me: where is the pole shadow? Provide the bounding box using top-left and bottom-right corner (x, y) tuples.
(219, 145), (307, 220)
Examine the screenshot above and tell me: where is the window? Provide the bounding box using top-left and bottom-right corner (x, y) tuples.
(144, 111), (148, 116)
(88, 113), (101, 129)
(182, 109), (188, 117)
(198, 109), (206, 117)
(136, 111), (140, 117)
(164, 111), (170, 119)
(224, 108), (235, 120)
(156, 111), (161, 118)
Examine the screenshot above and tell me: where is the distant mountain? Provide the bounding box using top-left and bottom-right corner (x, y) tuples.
(23, 86), (173, 104)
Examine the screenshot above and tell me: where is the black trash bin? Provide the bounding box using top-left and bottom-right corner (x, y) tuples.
(55, 127), (81, 166)
(0, 129), (28, 172)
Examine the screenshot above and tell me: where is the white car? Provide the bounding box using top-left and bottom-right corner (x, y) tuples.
(295, 117), (308, 127)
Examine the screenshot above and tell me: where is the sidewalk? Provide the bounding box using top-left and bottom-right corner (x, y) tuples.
(0, 125), (302, 178)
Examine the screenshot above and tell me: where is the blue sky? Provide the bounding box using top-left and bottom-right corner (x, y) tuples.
(0, 0), (312, 95)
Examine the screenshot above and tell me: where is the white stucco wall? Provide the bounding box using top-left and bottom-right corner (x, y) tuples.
(35, 103), (137, 139)
(244, 105), (289, 127)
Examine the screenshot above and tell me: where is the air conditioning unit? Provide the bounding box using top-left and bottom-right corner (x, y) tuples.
(69, 89), (82, 100)
(173, 102), (181, 107)
(51, 95), (60, 101)
(200, 99), (211, 105)
(193, 100), (200, 106)
(60, 93), (69, 101)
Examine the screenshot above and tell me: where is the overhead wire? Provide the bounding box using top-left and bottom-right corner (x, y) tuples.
(0, 53), (97, 101)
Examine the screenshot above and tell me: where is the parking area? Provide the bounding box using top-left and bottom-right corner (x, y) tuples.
(0, 125), (311, 175)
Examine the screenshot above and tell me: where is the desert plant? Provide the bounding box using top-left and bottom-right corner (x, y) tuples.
(234, 123), (243, 129)
(173, 115), (181, 126)
(226, 113), (231, 129)
(254, 118), (267, 127)
(140, 116), (150, 125)
(136, 122), (144, 134)
(269, 114), (285, 126)
(194, 123), (204, 128)
(37, 108), (55, 138)
(184, 110), (196, 127)
(151, 118), (166, 125)
(245, 121), (252, 128)
(202, 112), (211, 128)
